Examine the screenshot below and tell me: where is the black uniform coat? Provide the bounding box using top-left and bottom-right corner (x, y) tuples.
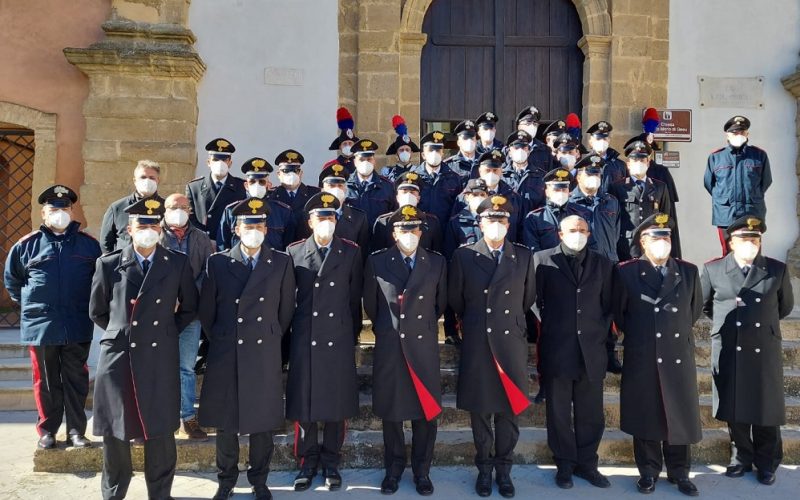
(612, 177), (673, 261)
(371, 211), (442, 253)
(297, 206), (370, 257)
(185, 173), (247, 239)
(198, 244), (296, 434)
(99, 192), (165, 253)
(612, 257), (703, 444)
(285, 236), (363, 423)
(270, 183), (321, 243)
(363, 246), (447, 422)
(89, 245), (198, 440)
(533, 245), (613, 382)
(449, 239), (536, 415)
(701, 253), (794, 426)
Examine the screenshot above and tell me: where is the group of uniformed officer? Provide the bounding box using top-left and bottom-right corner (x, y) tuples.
(2, 106), (790, 499)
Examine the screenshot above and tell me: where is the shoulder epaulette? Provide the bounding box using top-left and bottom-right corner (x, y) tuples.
(268, 199), (291, 210)
(511, 241), (530, 250)
(18, 230), (41, 243)
(617, 258), (638, 267)
(710, 147), (725, 154)
(531, 207), (546, 214)
(426, 248), (444, 257)
(704, 255), (725, 265)
(271, 248), (289, 256)
(77, 230), (98, 242)
(100, 248), (124, 261)
(457, 242), (473, 248)
(189, 176), (204, 183)
(287, 239), (306, 248)
(370, 247), (389, 255)
(224, 198), (245, 209)
(347, 205), (366, 214)
(340, 238), (358, 247)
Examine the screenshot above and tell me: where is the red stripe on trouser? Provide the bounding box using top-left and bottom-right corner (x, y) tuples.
(294, 421), (301, 462)
(404, 360), (442, 421)
(718, 227), (729, 256)
(493, 356), (530, 416)
(28, 346), (47, 436)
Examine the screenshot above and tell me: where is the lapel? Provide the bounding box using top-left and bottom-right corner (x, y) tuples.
(472, 238), (497, 277)
(386, 245), (411, 286)
(317, 237), (343, 278)
(405, 247), (431, 295)
(490, 240), (517, 288)
(302, 235), (325, 273)
(551, 246), (578, 286)
(118, 245), (144, 291)
(742, 254), (768, 290)
(638, 258), (663, 297)
(226, 244), (255, 287)
(241, 244), (274, 298)
(724, 253), (747, 291)
(657, 257), (682, 301)
(138, 245), (172, 297)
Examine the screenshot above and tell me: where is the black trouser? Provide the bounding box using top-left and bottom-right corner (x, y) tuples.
(633, 437), (691, 480)
(605, 326), (617, 360)
(216, 429), (274, 489)
(295, 421), (346, 470)
(470, 412), (519, 476)
(382, 418), (437, 478)
(728, 422), (783, 473)
(544, 373), (605, 473)
(28, 342), (91, 436)
(101, 434), (176, 500)
(443, 307), (459, 339)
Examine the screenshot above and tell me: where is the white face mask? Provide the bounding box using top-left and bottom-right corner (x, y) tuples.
(281, 172), (300, 188)
(592, 139), (609, 154)
(46, 210), (71, 231)
(355, 160), (374, 177)
(247, 183), (267, 199)
(484, 221), (507, 242)
(426, 151), (442, 167)
(478, 128), (496, 142)
(397, 193), (419, 207)
(562, 232), (588, 251)
(396, 232), (420, 253)
(341, 145), (353, 157)
(209, 160), (229, 178)
(314, 220), (336, 240)
(135, 178), (158, 197)
(468, 195), (485, 213)
(520, 125), (538, 138)
(398, 151), (412, 163)
(133, 228), (159, 249)
(733, 241), (759, 262)
(549, 191), (569, 207)
(648, 239), (672, 260)
(582, 175), (602, 191)
(240, 229), (265, 249)
(629, 160), (648, 177)
(559, 155), (577, 168)
(728, 134), (748, 148)
(481, 172), (500, 188)
(461, 139), (477, 154)
(510, 148), (528, 164)
(164, 209), (189, 228)
(324, 186), (346, 204)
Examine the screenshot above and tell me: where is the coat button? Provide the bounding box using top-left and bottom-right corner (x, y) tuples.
(315, 283), (320, 288)
(311, 341), (317, 346)
(400, 314), (405, 319)
(576, 288), (581, 293)
(329, 312), (334, 317)
(736, 321), (742, 326)
(238, 318), (243, 323)
(755, 348), (761, 353)
(755, 298), (761, 302)
(152, 342), (157, 347)
(656, 333), (662, 338)
(676, 359), (681, 364)
(736, 297), (742, 302)
(657, 358), (663, 363)
(257, 317), (262, 322)
(504, 290), (510, 295)
(755, 322), (761, 327)
(328, 341), (334, 346)
(487, 328), (492, 333)
(235, 299), (240, 304)
(654, 307), (660, 312)
(577, 309), (582, 314)
(130, 299), (136, 304)
(132, 321), (138, 326)
(504, 310), (510, 314)
(484, 289), (489, 294)
(417, 314), (423, 319)
(330, 281), (335, 286)
(417, 334), (423, 339)
(505, 330), (510, 335)
(486, 308), (492, 313)
(156, 299), (161, 304)
(153, 321), (159, 326)
(253, 339), (260, 344)
(737, 346), (742, 351)
(259, 297), (264, 301)
(313, 312), (318, 317)
(418, 295), (424, 300)
(675, 333), (680, 338)
(238, 339), (243, 344)
(400, 334), (405, 338)
(130, 342), (137, 348)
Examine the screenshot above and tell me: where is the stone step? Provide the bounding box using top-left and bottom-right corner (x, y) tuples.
(32, 427), (800, 473)
(0, 357), (31, 381)
(0, 380), (36, 410)
(0, 329), (27, 359)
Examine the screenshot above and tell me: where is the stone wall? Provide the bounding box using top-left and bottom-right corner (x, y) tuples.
(782, 60), (800, 282)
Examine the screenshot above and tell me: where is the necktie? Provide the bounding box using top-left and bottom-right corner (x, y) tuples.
(404, 256), (413, 271)
(245, 256), (255, 270)
(491, 250), (501, 263)
(288, 191), (295, 201)
(743, 266), (750, 277)
(655, 265), (665, 282)
(215, 181), (223, 192)
(319, 246), (329, 260)
(142, 259), (150, 275)
(361, 181), (368, 191)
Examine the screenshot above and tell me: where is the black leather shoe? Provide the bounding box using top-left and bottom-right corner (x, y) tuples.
(757, 470), (776, 485)
(725, 464), (752, 478)
(381, 476), (399, 495)
(533, 386), (546, 404)
(67, 433), (92, 448)
(444, 335), (462, 346)
(414, 475), (434, 496)
(607, 354), (623, 374)
(475, 471), (492, 497)
(555, 470), (573, 489)
(252, 485), (272, 500)
(667, 477), (698, 496)
(574, 468), (610, 488)
(212, 485), (234, 499)
(637, 476), (656, 494)
(294, 468), (317, 491)
(324, 467), (342, 491)
(37, 433), (56, 450)
(496, 474), (515, 498)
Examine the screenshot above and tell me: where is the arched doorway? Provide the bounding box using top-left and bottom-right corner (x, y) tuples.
(0, 124), (35, 327)
(420, 0), (584, 138)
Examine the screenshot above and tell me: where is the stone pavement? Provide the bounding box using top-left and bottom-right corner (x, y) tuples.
(1, 411), (799, 500)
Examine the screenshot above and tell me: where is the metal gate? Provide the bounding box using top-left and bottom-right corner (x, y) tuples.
(0, 128), (35, 328)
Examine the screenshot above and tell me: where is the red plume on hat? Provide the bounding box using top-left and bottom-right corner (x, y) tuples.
(643, 107), (660, 134)
(391, 115), (408, 137)
(336, 107), (354, 131)
(565, 113), (581, 141)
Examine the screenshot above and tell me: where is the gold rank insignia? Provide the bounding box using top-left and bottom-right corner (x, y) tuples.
(432, 131), (444, 142)
(248, 198), (264, 214)
(465, 120), (474, 127)
(401, 205), (417, 220)
(332, 164), (344, 175)
(286, 151), (298, 161)
(491, 195), (507, 210)
(557, 120), (565, 128)
(216, 139), (229, 151)
(747, 217), (761, 230)
(487, 113), (495, 120)
(144, 199), (161, 215)
(655, 213), (669, 227)
(54, 185), (68, 197)
(252, 158), (266, 170)
(320, 194), (335, 207)
(599, 121), (608, 129)
(591, 156), (601, 164)
(735, 116), (744, 123)
(555, 169), (569, 179)
(406, 172), (419, 181)
(491, 150), (503, 160)
(361, 140), (373, 148)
